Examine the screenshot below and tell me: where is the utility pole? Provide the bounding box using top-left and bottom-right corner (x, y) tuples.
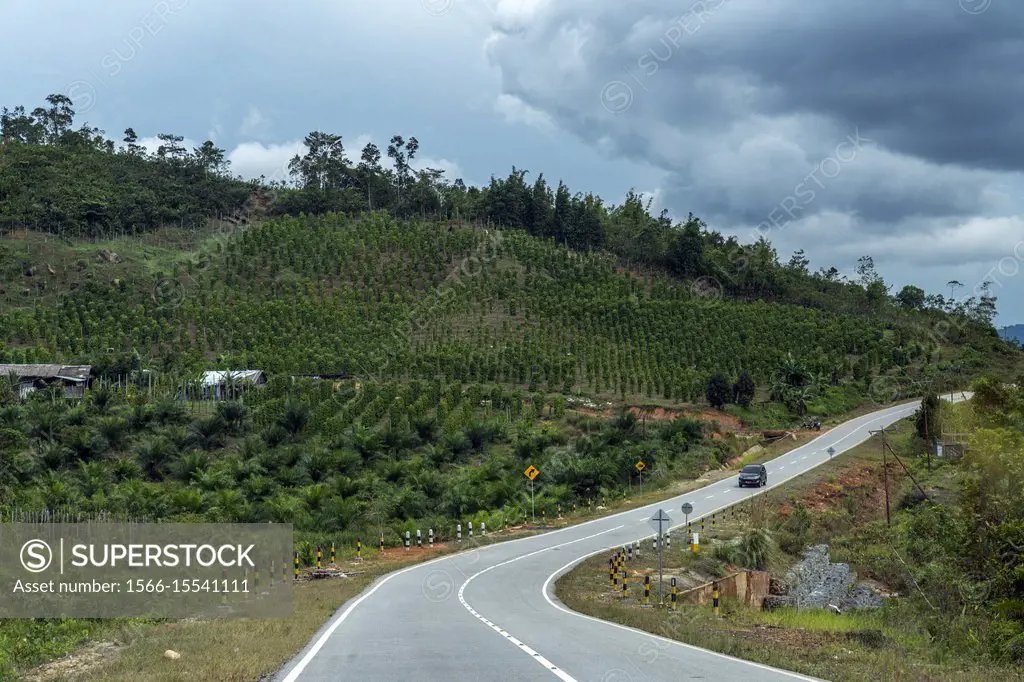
(923, 397), (931, 472)
(870, 426), (892, 527)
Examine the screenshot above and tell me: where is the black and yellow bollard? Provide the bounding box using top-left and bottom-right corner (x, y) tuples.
(294, 551), (299, 580)
(621, 572), (628, 600)
(713, 585), (720, 616)
(643, 575), (651, 605)
(671, 577), (678, 610)
(331, 543), (336, 564)
(357, 540), (362, 561)
(379, 533), (385, 553)
(316, 546), (322, 570)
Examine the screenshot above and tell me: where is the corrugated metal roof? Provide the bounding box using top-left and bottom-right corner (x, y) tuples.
(0, 364), (92, 382)
(200, 370), (265, 386)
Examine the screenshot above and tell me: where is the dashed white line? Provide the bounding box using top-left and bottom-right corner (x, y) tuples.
(458, 525), (624, 682)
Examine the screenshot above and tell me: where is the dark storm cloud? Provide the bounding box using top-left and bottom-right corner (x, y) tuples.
(484, 0), (1023, 243)
(720, 2), (1024, 172)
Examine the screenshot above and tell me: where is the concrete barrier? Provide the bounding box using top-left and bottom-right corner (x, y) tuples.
(678, 570), (771, 608)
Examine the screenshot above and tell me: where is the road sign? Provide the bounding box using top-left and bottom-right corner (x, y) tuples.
(648, 509), (672, 603)
(524, 465), (540, 480)
(635, 460), (646, 472)
(680, 502), (693, 515)
(648, 509), (672, 535)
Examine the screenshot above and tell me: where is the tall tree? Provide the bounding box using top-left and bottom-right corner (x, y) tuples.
(289, 131), (349, 190)
(31, 93), (75, 143)
(193, 141), (229, 175)
(122, 128), (144, 155)
(787, 249), (810, 273)
(357, 142), (383, 210)
(386, 135), (419, 210)
(155, 133), (187, 160)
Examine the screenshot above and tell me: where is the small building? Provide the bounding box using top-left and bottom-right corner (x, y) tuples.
(0, 364), (92, 399)
(199, 370), (267, 400)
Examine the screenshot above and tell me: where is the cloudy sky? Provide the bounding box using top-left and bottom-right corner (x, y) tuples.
(4, 0), (1022, 324)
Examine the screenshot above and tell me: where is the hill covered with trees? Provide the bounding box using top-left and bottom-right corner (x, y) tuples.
(1, 92), (1021, 542)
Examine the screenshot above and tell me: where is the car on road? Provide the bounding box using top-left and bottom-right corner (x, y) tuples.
(738, 463), (767, 487)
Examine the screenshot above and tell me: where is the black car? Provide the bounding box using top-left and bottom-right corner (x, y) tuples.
(738, 463), (767, 488)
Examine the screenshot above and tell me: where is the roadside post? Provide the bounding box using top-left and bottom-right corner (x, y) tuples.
(713, 584), (720, 616)
(671, 577), (678, 610)
(691, 531), (699, 553)
(648, 509), (672, 604)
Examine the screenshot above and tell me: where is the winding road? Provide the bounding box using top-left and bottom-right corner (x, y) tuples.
(277, 395), (969, 682)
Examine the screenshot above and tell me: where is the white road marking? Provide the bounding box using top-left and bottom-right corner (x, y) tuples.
(458, 526), (624, 682)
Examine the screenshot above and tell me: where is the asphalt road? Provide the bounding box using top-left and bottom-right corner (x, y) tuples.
(277, 394), (970, 682)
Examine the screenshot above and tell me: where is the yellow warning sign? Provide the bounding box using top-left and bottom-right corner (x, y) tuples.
(635, 460), (646, 472)
(524, 465), (540, 481)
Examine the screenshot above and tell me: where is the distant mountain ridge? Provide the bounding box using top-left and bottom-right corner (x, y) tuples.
(1000, 324), (1024, 343)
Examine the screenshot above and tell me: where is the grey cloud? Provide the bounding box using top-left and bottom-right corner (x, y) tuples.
(484, 0), (1024, 285)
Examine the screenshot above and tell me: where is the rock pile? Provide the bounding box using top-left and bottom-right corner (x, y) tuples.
(764, 544), (882, 611)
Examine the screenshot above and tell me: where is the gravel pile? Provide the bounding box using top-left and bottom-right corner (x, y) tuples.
(784, 544), (882, 611)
